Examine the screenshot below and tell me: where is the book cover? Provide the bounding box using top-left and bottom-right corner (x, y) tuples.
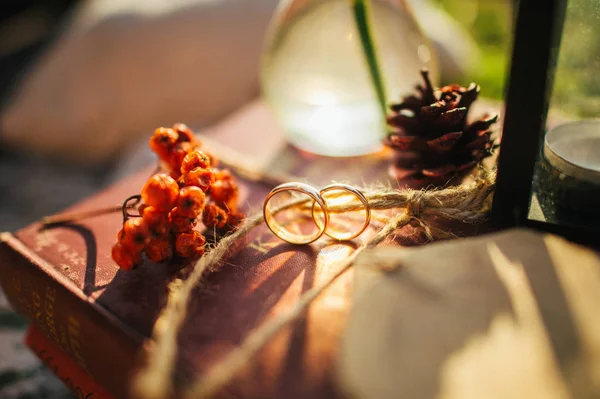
(25, 324), (114, 399)
(0, 102), (421, 398)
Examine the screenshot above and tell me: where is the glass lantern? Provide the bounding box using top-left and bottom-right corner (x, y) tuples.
(492, 0), (600, 245)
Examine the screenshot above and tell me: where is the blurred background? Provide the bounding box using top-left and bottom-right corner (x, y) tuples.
(0, 0), (513, 232)
(0, 0), (513, 229)
(1, 0), (596, 397)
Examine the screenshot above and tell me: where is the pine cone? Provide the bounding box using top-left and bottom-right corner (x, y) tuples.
(385, 69), (498, 186)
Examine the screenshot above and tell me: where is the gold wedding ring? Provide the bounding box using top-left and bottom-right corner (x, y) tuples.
(263, 182), (329, 245)
(264, 182), (373, 245)
(318, 183), (371, 241)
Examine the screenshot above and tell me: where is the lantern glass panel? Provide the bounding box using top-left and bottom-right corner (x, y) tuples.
(527, 0), (600, 230)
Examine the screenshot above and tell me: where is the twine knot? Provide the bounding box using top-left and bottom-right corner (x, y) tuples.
(405, 190), (425, 219)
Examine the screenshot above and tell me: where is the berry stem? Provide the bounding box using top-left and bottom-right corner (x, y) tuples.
(122, 194), (143, 222)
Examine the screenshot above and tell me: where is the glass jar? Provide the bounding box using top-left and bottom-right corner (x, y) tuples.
(261, 0), (439, 157)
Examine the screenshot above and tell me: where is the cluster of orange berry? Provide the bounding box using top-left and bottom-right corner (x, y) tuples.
(111, 123), (243, 271)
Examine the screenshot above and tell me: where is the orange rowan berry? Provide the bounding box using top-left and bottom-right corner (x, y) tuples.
(181, 167), (214, 192)
(181, 150), (211, 174)
(172, 123), (197, 144)
(141, 206), (170, 237)
(141, 174), (179, 211)
(175, 231), (206, 258)
(176, 186), (206, 218)
(214, 169), (234, 182)
(166, 142), (193, 172)
(210, 180), (238, 211)
(137, 203), (148, 216)
(149, 128), (178, 159)
(145, 236), (174, 264)
(169, 207), (198, 233)
(112, 242), (142, 271)
(226, 211), (244, 229)
(210, 179), (234, 202)
(118, 218), (150, 251)
(202, 204), (228, 229)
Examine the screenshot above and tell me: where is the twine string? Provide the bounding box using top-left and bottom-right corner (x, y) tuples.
(131, 214), (265, 399)
(133, 171), (496, 399)
(185, 211), (412, 399)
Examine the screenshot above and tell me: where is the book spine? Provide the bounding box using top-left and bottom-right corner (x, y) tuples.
(0, 233), (139, 399)
(25, 324), (115, 399)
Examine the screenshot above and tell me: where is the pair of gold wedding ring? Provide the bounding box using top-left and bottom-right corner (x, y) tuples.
(263, 182), (371, 245)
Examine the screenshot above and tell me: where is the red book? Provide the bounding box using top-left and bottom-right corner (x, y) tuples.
(0, 101), (409, 398)
(25, 324), (114, 399)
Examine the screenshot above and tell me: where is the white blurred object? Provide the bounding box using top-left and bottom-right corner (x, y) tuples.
(1, 0), (278, 164)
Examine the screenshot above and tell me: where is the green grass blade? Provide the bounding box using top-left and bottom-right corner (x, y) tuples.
(352, 0), (388, 122)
